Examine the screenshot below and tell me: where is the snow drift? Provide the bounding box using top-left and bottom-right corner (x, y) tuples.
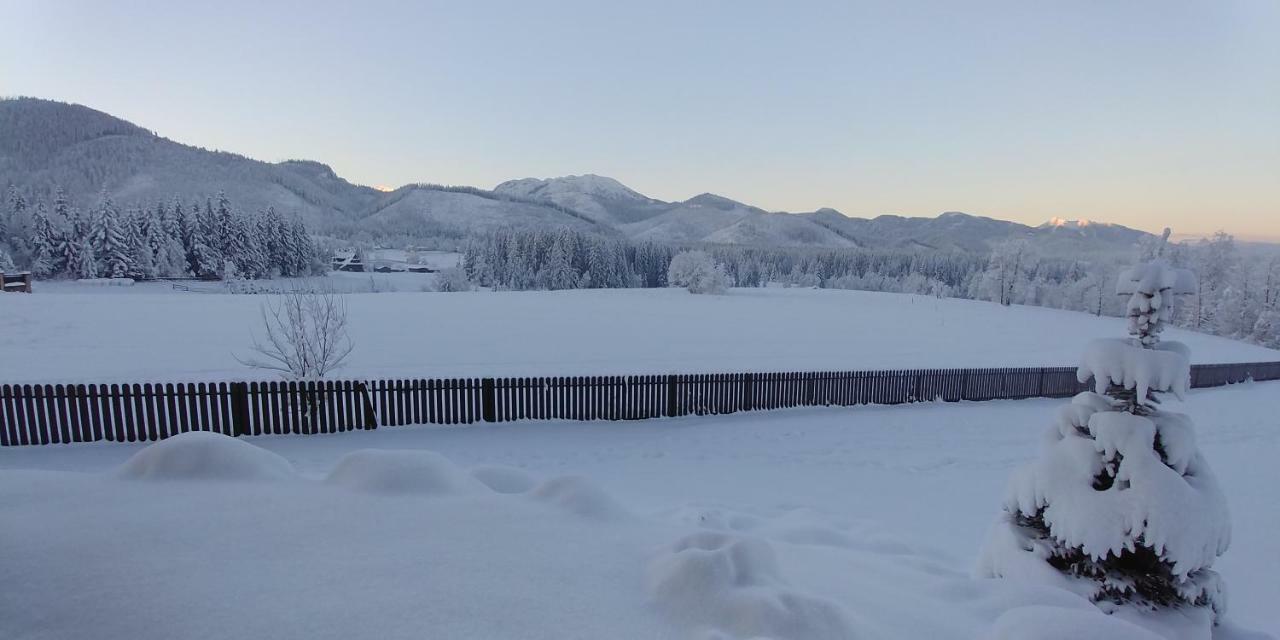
(528, 475), (628, 520)
(646, 530), (858, 639)
(469, 464), (538, 494)
(116, 431), (295, 482)
(325, 449), (489, 496)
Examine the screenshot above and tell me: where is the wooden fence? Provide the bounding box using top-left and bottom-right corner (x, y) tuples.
(2, 362), (1279, 447)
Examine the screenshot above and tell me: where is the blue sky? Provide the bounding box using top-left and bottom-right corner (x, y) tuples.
(2, 0), (1277, 239)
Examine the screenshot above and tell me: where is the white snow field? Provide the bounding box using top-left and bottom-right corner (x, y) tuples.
(1, 382), (1276, 640)
(2, 286), (1278, 383)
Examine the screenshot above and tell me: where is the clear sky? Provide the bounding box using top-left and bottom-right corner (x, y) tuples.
(2, 0), (1277, 239)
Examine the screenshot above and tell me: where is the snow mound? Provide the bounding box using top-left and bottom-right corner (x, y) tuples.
(116, 432), (294, 482)
(470, 464), (537, 494)
(986, 605), (1165, 640)
(325, 450), (488, 497)
(528, 475), (627, 520)
(647, 531), (858, 640)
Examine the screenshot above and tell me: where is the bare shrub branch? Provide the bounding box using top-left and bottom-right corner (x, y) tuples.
(236, 289), (354, 379)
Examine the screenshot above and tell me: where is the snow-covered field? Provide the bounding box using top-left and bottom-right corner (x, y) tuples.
(2, 286), (1277, 383)
(1, 382), (1275, 639)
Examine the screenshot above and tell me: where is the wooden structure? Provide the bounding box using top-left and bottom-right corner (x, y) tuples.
(3, 361), (1279, 447)
(1, 271), (33, 293)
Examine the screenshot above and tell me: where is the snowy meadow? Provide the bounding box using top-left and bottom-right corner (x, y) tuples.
(2, 284), (1279, 639)
(2, 285), (1277, 383)
(2, 382), (1277, 639)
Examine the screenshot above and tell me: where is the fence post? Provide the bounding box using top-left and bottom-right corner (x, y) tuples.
(742, 373), (754, 411)
(356, 382), (378, 429)
(666, 374), (678, 418)
(1036, 368), (1046, 398)
(230, 382), (251, 437)
(481, 378), (496, 422)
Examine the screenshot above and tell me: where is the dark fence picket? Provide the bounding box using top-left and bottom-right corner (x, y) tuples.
(0, 385), (10, 447)
(0, 385), (15, 446)
(107, 384), (126, 442)
(142, 384), (158, 441)
(53, 384), (71, 444)
(73, 384), (92, 442)
(409, 379), (421, 426)
(32, 385), (51, 445)
(15, 385), (32, 445)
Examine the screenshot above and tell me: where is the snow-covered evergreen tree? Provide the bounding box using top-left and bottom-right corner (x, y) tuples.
(88, 195), (131, 278)
(536, 236), (577, 290)
(2, 186), (23, 254)
(288, 217), (314, 276)
(27, 203), (57, 278)
(191, 200), (224, 278)
(980, 256), (1230, 634)
(259, 208), (286, 277)
(124, 208), (157, 280)
(73, 240), (97, 279)
(49, 189), (80, 275)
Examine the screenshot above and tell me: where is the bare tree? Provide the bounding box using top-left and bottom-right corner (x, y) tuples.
(236, 289), (354, 379)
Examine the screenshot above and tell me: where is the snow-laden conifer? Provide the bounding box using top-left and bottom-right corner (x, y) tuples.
(979, 237), (1230, 634)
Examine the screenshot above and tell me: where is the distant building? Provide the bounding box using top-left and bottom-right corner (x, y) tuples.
(331, 250), (365, 272)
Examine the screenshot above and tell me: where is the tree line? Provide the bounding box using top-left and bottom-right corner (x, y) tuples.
(461, 228), (1280, 349)
(0, 187), (324, 280)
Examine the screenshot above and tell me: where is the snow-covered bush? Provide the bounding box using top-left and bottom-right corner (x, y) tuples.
(979, 258), (1230, 632)
(431, 266), (472, 292)
(667, 250), (730, 295)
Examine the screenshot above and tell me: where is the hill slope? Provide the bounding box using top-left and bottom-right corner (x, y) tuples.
(0, 98), (379, 227)
(2, 97), (1153, 254)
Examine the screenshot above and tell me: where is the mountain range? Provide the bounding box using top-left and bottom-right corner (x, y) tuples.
(0, 97), (1151, 255)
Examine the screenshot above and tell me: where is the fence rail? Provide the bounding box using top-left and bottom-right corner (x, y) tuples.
(3, 362), (1279, 447)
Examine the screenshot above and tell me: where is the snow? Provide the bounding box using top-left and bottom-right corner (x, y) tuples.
(529, 474), (629, 520)
(1079, 338), (1192, 401)
(3, 286), (1277, 383)
(1117, 261), (1197, 296)
(116, 431), (296, 482)
(72, 277), (137, 286)
(986, 605), (1167, 640)
(324, 449), (487, 496)
(647, 530), (857, 639)
(2, 382), (1276, 639)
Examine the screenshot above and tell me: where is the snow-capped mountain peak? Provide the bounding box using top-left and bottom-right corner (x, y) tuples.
(1043, 216), (1101, 228)
(495, 174), (651, 202)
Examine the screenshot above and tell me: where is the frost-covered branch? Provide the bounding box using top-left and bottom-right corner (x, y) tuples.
(236, 289), (354, 379)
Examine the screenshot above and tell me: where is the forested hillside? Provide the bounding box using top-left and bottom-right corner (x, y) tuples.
(2, 97), (1158, 255)
(0, 187), (323, 281)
